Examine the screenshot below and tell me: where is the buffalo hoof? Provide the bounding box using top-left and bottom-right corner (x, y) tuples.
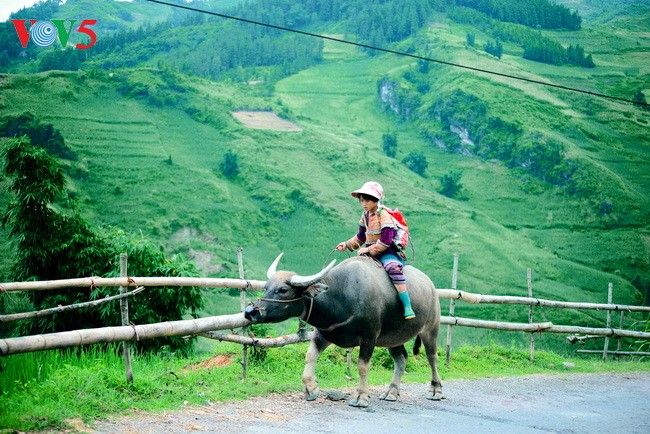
(379, 387), (399, 401)
(304, 386), (320, 401)
(348, 392), (370, 408)
(426, 390), (444, 401)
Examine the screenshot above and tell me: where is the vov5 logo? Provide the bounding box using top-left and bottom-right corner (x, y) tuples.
(11, 19), (97, 50)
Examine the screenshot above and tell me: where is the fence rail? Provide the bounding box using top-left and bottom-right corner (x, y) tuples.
(0, 313), (248, 356)
(0, 277), (266, 292)
(2, 312), (648, 357)
(3, 277), (648, 312)
(1, 254), (648, 368)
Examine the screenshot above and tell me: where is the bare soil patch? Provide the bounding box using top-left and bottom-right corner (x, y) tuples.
(181, 354), (234, 372)
(231, 111), (302, 132)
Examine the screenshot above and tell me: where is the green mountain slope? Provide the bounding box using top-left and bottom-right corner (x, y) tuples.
(0, 0), (648, 352)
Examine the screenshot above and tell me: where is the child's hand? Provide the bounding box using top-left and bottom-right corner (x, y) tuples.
(335, 242), (347, 251)
(357, 247), (370, 256)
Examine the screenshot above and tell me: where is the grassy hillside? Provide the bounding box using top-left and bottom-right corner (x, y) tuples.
(0, 0), (648, 353)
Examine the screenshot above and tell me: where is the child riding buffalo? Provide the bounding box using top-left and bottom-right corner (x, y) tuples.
(335, 181), (416, 319)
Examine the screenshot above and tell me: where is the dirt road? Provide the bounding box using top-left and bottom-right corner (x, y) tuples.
(92, 372), (649, 433)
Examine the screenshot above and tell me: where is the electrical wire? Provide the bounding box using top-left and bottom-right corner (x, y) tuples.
(144, 0), (648, 108)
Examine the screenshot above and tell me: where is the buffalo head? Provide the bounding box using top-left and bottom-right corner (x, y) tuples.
(244, 253), (336, 324)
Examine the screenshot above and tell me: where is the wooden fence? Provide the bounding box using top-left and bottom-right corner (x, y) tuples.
(1, 252), (649, 378)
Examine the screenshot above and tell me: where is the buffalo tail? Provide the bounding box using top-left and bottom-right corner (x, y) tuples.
(413, 336), (422, 356)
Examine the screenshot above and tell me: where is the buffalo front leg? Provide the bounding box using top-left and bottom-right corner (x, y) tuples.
(379, 345), (407, 401)
(302, 331), (331, 401)
(348, 340), (375, 407)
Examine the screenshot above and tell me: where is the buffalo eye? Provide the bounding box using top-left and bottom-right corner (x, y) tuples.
(276, 287), (289, 295)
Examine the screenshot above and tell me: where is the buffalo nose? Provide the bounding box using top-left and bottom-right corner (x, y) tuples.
(244, 304), (257, 321)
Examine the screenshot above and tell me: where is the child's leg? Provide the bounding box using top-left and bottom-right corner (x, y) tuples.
(382, 257), (416, 319)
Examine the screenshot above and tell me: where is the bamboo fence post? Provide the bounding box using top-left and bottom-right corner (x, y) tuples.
(237, 247), (248, 380)
(119, 253), (133, 384)
(445, 253), (459, 367)
(616, 311), (624, 359)
(603, 283), (613, 361)
(528, 268), (535, 361)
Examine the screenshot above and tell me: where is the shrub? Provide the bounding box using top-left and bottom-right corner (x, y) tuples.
(95, 231), (203, 356)
(402, 151), (428, 176)
(439, 171), (464, 199)
(485, 39), (503, 59)
(382, 132), (398, 158)
(510, 138), (564, 182)
(221, 149), (239, 179)
(466, 32), (476, 47)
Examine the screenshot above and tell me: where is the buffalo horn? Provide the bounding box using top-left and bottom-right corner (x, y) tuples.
(289, 259), (337, 287)
(267, 253), (285, 279)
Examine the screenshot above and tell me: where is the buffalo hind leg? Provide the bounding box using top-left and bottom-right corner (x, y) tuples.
(349, 340), (375, 407)
(419, 332), (443, 400)
(379, 345), (407, 401)
(302, 330), (331, 401)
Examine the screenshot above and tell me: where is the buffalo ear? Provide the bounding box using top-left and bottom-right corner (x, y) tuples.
(304, 283), (328, 299)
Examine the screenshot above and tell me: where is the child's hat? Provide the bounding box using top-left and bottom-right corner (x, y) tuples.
(351, 181), (383, 201)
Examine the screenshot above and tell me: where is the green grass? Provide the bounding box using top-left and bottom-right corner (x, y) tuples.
(1, 342), (648, 431)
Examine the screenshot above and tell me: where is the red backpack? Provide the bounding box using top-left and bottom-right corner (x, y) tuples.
(380, 206), (410, 252)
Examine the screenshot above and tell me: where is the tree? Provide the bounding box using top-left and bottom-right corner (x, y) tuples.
(466, 32), (476, 47)
(0, 113), (75, 160)
(382, 132), (398, 158)
(417, 59), (431, 74)
(95, 231), (203, 355)
(39, 47), (83, 72)
(1, 137), (203, 353)
(485, 39), (503, 59)
(438, 171), (464, 198)
(221, 149), (239, 178)
(1, 136), (112, 334)
(402, 151), (428, 176)
(511, 138), (564, 182)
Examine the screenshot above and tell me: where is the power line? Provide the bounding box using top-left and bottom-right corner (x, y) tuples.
(145, 0), (648, 108)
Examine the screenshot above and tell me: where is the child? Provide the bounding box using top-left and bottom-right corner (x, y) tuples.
(335, 181), (416, 319)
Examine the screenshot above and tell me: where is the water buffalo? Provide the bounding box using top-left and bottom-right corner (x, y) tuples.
(244, 253), (443, 407)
